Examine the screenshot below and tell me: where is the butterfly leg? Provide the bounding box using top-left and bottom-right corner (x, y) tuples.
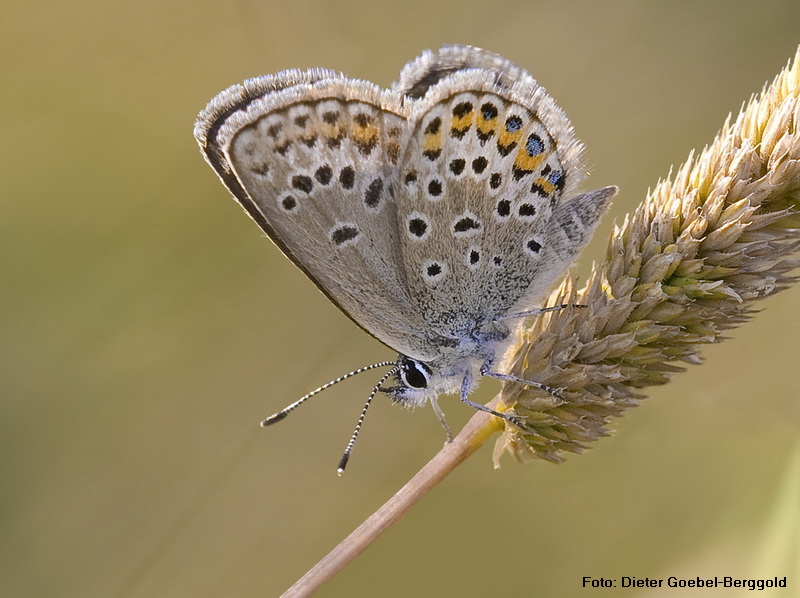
(498, 303), (587, 321)
(459, 373), (534, 432)
(479, 360), (564, 399)
(429, 396), (453, 444)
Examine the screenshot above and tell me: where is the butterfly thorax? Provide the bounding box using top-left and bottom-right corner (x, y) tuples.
(384, 318), (513, 407)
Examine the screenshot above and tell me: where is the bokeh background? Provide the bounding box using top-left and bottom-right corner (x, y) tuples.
(3, 0), (799, 596)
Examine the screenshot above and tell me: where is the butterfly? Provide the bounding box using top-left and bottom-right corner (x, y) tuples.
(194, 45), (616, 471)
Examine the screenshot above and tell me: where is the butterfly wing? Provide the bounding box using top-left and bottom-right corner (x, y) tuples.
(394, 44), (531, 99)
(393, 48), (615, 338)
(195, 72), (438, 359)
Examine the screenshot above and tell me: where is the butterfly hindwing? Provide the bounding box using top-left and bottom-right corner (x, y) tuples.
(394, 44), (530, 99)
(394, 64), (598, 337)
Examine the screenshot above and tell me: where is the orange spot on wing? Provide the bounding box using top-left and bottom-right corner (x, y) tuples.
(351, 121), (379, 145)
(497, 127), (523, 147)
(533, 176), (556, 195)
(451, 110), (474, 133)
(321, 122), (343, 141)
(423, 131), (442, 152)
(513, 149), (547, 173)
(476, 115), (496, 137)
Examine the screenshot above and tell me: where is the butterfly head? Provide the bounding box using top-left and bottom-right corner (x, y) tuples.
(382, 351), (484, 408)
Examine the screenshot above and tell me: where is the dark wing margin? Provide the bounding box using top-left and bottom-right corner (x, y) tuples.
(194, 69), (337, 261)
(192, 70), (389, 340)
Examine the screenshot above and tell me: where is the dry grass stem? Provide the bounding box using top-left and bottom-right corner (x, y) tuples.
(282, 406), (502, 598)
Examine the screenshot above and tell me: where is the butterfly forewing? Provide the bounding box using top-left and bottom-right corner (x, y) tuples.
(197, 77), (437, 360)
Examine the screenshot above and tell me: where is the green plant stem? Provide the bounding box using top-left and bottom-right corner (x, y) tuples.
(281, 398), (505, 597)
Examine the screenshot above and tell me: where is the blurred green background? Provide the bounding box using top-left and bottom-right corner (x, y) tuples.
(3, 0), (799, 596)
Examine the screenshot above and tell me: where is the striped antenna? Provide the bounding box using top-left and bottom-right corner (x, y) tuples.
(260, 361), (396, 426)
(337, 366), (401, 475)
(499, 303), (587, 320)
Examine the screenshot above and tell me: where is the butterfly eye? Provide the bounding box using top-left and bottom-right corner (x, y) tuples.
(400, 359), (431, 389)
